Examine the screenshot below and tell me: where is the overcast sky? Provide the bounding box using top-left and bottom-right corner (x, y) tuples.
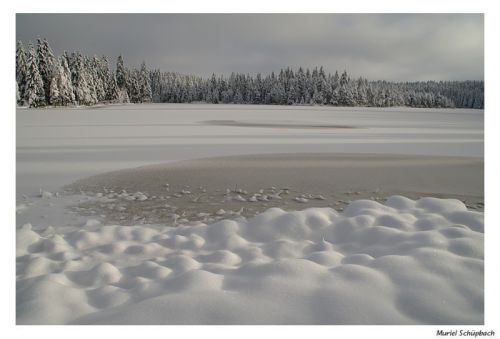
(16, 13), (483, 81)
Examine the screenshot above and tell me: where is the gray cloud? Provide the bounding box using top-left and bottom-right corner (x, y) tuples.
(16, 13), (483, 81)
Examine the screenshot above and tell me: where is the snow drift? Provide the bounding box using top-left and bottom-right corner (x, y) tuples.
(16, 196), (483, 325)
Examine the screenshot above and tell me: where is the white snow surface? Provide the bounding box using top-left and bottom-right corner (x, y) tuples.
(16, 104), (484, 325)
(16, 104), (483, 195)
(17, 195), (483, 325)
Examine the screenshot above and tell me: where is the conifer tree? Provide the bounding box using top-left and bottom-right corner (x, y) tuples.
(106, 74), (120, 102)
(36, 38), (56, 104)
(24, 44), (45, 107)
(139, 62), (152, 103)
(52, 55), (76, 106)
(115, 55), (129, 103)
(16, 41), (28, 105)
(49, 70), (61, 106)
(72, 53), (95, 105)
(128, 69), (141, 103)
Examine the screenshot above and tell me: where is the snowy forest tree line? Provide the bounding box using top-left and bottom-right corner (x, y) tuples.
(16, 38), (484, 109)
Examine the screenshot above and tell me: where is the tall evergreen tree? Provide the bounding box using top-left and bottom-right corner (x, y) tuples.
(128, 69), (141, 103)
(116, 55), (127, 89)
(83, 56), (99, 104)
(115, 55), (129, 103)
(36, 38), (56, 104)
(90, 56), (106, 102)
(72, 53), (95, 105)
(139, 62), (152, 103)
(149, 69), (162, 102)
(338, 71), (356, 106)
(356, 78), (368, 106)
(53, 55), (76, 106)
(16, 41), (28, 105)
(24, 44), (45, 107)
(49, 68), (61, 106)
(105, 72), (120, 103)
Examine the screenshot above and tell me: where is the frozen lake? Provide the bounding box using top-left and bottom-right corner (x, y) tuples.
(16, 104), (484, 195)
(16, 104), (485, 325)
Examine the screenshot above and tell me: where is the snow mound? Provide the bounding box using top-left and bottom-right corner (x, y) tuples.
(16, 196), (483, 325)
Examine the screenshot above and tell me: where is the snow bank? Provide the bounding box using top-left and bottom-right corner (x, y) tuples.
(16, 196), (483, 324)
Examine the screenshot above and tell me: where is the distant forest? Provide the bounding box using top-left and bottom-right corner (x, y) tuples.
(16, 38), (484, 109)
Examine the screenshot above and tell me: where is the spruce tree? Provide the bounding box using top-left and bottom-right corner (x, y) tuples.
(36, 38), (56, 104)
(106, 74), (120, 102)
(49, 69), (61, 106)
(128, 69), (141, 103)
(83, 56), (99, 104)
(90, 56), (106, 102)
(16, 41), (28, 105)
(139, 62), (152, 103)
(24, 44), (45, 107)
(55, 55), (76, 106)
(72, 53), (94, 105)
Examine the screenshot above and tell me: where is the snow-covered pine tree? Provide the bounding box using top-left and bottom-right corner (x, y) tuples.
(305, 68), (313, 104)
(72, 53), (95, 105)
(338, 71), (356, 106)
(67, 51), (77, 85)
(296, 67), (307, 103)
(323, 73), (334, 104)
(286, 77), (297, 105)
(49, 67), (61, 106)
(316, 66), (328, 105)
(106, 73), (120, 103)
(90, 56), (106, 102)
(149, 69), (161, 102)
(116, 55), (126, 89)
(36, 38), (56, 104)
(98, 56), (111, 101)
(115, 55), (130, 103)
(55, 55), (76, 106)
(366, 83), (376, 106)
(128, 69), (141, 103)
(356, 77), (368, 106)
(83, 56), (99, 105)
(312, 88), (323, 105)
(311, 67), (322, 104)
(329, 71), (340, 105)
(270, 80), (286, 104)
(24, 44), (45, 107)
(139, 62), (152, 103)
(16, 41), (28, 105)
(208, 73), (219, 104)
(253, 73), (263, 104)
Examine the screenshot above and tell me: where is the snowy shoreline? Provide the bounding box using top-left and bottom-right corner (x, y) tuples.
(64, 152), (484, 226)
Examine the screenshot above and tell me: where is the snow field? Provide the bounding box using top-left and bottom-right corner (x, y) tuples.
(16, 195), (483, 324)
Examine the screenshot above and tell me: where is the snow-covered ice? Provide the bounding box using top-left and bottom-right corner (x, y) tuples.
(15, 104), (484, 325)
(16, 104), (483, 195)
(16, 196), (483, 324)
